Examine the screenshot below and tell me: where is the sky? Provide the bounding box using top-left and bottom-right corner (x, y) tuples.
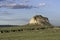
(0, 0), (60, 26)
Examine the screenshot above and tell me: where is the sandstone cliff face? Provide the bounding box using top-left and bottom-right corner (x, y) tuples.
(29, 15), (50, 26)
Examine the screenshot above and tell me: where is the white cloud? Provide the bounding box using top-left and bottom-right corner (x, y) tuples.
(23, 0), (29, 2)
(38, 3), (46, 7)
(0, 3), (34, 9)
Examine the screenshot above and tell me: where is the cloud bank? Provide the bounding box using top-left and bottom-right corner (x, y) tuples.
(0, 0), (46, 9)
(0, 3), (34, 9)
(0, 3), (46, 9)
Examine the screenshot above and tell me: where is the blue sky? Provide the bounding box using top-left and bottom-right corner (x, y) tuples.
(0, 0), (60, 26)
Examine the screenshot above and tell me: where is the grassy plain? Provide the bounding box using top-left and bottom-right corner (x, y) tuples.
(0, 28), (60, 40)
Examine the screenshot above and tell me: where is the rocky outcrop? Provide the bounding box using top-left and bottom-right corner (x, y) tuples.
(29, 15), (51, 26)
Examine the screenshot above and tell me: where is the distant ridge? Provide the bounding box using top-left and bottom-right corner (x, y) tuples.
(0, 25), (20, 27)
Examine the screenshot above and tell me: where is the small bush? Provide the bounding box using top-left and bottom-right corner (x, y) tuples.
(20, 29), (23, 31)
(17, 29), (21, 32)
(3, 30), (10, 33)
(40, 27), (45, 29)
(36, 28), (40, 30)
(11, 30), (17, 32)
(0, 30), (3, 33)
(31, 28), (35, 30)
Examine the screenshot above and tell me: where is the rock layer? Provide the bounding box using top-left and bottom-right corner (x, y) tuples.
(29, 15), (50, 26)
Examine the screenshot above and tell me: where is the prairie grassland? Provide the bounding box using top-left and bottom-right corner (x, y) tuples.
(0, 28), (60, 40)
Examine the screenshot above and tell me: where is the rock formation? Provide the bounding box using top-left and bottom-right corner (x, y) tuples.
(29, 15), (51, 26)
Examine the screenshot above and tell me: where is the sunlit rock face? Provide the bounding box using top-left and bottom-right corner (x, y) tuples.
(29, 15), (50, 26)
